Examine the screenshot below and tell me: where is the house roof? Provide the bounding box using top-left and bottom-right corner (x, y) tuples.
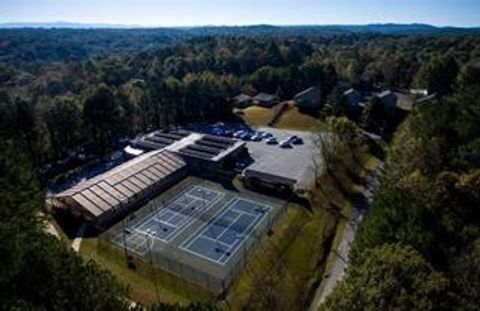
(395, 92), (414, 111)
(254, 92), (275, 102)
(233, 93), (252, 103)
(344, 88), (359, 96)
(377, 90), (394, 98)
(294, 86), (320, 98)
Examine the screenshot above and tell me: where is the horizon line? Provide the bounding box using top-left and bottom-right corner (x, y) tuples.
(1, 21), (479, 29)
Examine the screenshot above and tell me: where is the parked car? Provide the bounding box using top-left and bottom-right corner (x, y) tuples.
(212, 128), (224, 136)
(266, 137), (278, 144)
(290, 136), (303, 145)
(279, 139), (291, 148)
(240, 132), (251, 140)
(224, 130), (234, 137)
(233, 130), (245, 138)
(262, 132), (273, 138)
(250, 133), (262, 141)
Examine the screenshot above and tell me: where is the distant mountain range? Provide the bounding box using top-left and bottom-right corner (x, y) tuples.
(0, 22), (479, 36)
(0, 22), (143, 29)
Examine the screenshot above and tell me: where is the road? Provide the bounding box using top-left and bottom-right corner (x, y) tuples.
(309, 163), (383, 311)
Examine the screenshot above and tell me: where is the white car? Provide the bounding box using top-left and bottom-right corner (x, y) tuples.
(233, 130), (245, 138)
(250, 134), (262, 141)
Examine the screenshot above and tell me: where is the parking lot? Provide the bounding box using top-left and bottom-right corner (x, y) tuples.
(243, 127), (321, 190)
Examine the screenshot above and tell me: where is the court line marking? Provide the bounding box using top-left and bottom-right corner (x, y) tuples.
(201, 235), (231, 248)
(180, 197), (272, 265)
(135, 185), (221, 229)
(153, 197), (202, 224)
(218, 212), (264, 263)
(179, 197), (238, 250)
(182, 198), (247, 249)
(131, 185), (224, 243)
(203, 211), (243, 244)
(181, 202), (266, 265)
(154, 186), (220, 223)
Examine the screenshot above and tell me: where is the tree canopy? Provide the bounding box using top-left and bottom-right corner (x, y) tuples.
(321, 244), (449, 311)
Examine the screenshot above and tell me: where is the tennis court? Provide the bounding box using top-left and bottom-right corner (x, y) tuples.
(133, 185), (223, 242)
(180, 198), (271, 264)
(105, 176), (285, 292)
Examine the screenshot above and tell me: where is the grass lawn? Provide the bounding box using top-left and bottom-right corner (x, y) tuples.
(237, 106), (273, 128)
(275, 103), (319, 131)
(79, 236), (214, 306)
(225, 198), (338, 311)
(237, 102), (319, 131)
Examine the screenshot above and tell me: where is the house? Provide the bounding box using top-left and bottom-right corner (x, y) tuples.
(294, 86), (322, 110)
(232, 93), (252, 108)
(375, 90), (414, 113)
(342, 88), (362, 107)
(253, 93), (277, 107)
(375, 90), (398, 112)
(395, 92), (415, 112)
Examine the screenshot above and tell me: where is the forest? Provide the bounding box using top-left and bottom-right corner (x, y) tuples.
(1, 27), (480, 310)
(321, 49), (480, 310)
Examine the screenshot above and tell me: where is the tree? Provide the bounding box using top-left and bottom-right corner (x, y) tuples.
(0, 92), (16, 137)
(326, 116), (364, 152)
(14, 96), (38, 162)
(83, 84), (123, 154)
(42, 96), (82, 158)
(456, 61), (480, 89)
(415, 55), (459, 96)
(265, 40), (284, 67)
(150, 302), (219, 311)
(362, 96), (387, 131)
(450, 239), (480, 311)
(321, 244), (449, 311)
(250, 66), (281, 94)
(0, 143), (128, 310)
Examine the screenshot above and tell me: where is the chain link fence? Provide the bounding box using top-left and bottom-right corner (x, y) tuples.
(100, 177), (288, 294)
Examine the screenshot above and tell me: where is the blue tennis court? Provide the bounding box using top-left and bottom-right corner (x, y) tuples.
(133, 186), (223, 242)
(180, 198), (271, 264)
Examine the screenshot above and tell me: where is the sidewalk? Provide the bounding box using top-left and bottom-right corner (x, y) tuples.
(71, 223), (86, 252)
(308, 163), (382, 311)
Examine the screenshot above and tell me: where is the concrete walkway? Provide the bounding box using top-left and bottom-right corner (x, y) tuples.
(45, 221), (61, 239)
(71, 223), (86, 252)
(309, 163), (383, 311)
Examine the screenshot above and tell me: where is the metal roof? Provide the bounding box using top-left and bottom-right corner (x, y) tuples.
(254, 92), (275, 102)
(55, 150), (186, 219)
(133, 129), (245, 163)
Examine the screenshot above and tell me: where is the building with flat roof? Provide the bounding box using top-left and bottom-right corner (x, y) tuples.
(131, 129), (246, 170)
(48, 150), (187, 225)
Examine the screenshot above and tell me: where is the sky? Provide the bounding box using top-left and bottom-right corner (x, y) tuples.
(1, 0), (479, 27)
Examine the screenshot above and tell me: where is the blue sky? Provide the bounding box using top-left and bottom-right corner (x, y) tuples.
(1, 0), (479, 27)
